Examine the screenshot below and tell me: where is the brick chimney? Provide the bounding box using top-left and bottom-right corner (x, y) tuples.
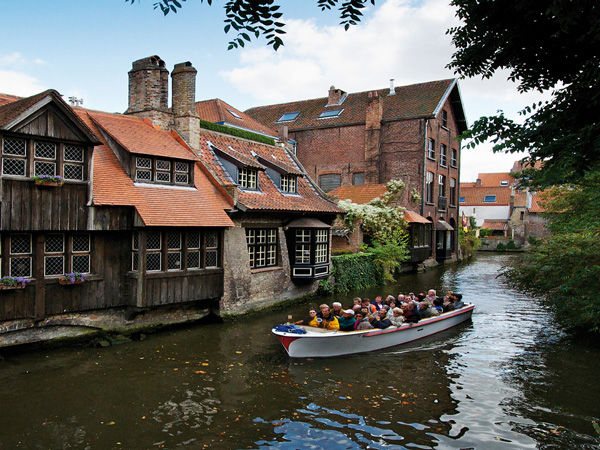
(327, 85), (346, 106)
(476, 178), (482, 186)
(278, 124), (289, 143)
(364, 91), (383, 184)
(125, 55), (171, 129)
(171, 61), (197, 116)
(171, 61), (200, 148)
(126, 55), (169, 115)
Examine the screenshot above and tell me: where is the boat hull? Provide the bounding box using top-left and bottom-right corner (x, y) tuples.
(272, 304), (474, 358)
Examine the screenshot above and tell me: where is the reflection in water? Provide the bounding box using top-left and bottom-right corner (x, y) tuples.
(1, 254), (599, 449)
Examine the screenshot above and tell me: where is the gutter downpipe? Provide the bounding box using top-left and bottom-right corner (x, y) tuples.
(422, 119), (428, 217)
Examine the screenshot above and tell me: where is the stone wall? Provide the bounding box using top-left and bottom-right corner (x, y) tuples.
(220, 216), (318, 316)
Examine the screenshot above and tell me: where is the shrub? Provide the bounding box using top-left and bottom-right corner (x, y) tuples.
(480, 228), (493, 238)
(496, 242), (506, 251)
(320, 253), (383, 294)
(506, 240), (518, 250)
(199, 120), (276, 146)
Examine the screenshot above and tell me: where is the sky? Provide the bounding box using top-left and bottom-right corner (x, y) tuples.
(0, 0), (549, 182)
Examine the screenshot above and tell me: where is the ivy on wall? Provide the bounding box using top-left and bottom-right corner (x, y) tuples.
(318, 253), (383, 294)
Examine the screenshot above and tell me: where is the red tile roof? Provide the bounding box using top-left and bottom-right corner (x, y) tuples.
(460, 186), (512, 206)
(246, 79), (466, 133)
(477, 172), (515, 187)
(529, 192), (547, 213)
(78, 110), (234, 228)
(404, 210), (432, 224)
(482, 220), (508, 230)
(89, 111), (198, 161)
(195, 99), (276, 137)
(329, 184), (388, 204)
(197, 129), (341, 214)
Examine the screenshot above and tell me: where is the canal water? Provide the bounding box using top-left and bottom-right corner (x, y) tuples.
(1, 253), (599, 449)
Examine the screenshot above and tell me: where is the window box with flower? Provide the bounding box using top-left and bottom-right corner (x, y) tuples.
(0, 276), (31, 290)
(59, 272), (86, 285)
(33, 175), (64, 187)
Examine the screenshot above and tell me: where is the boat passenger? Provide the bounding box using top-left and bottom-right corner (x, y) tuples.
(397, 294), (406, 304)
(432, 298), (444, 313)
(368, 310), (392, 329)
(352, 304), (362, 314)
(426, 290), (437, 304)
(371, 296), (384, 311)
(453, 293), (465, 309)
(402, 302), (421, 323)
(389, 307), (405, 327)
(332, 302), (343, 317)
(443, 296), (455, 312)
(353, 312), (373, 330)
(352, 297), (362, 308)
(309, 304), (340, 330)
(361, 298), (377, 314)
(338, 309), (356, 331)
(380, 304), (392, 319)
(418, 301), (439, 318)
(295, 308), (317, 325)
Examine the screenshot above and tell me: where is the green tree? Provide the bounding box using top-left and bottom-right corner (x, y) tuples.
(447, 0), (600, 188)
(126, 0), (375, 50)
(503, 171), (600, 332)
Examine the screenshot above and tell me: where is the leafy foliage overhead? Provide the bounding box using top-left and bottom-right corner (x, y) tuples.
(504, 170), (600, 333)
(126, 0), (375, 50)
(447, 0), (600, 188)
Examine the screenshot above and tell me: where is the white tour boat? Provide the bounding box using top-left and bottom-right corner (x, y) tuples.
(272, 304), (475, 358)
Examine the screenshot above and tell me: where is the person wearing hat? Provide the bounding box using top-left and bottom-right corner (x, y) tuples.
(338, 309), (356, 331)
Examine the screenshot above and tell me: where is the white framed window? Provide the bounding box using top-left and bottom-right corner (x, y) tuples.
(246, 228), (278, 269)
(440, 144), (447, 167)
(451, 148), (458, 167)
(426, 171), (434, 203)
(427, 138), (435, 159)
(238, 167), (258, 189)
(281, 174), (297, 193)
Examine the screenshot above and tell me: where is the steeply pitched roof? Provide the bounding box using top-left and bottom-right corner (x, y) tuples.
(79, 110), (234, 228)
(529, 192), (547, 213)
(0, 90), (100, 143)
(197, 128), (341, 214)
(246, 79), (467, 133)
(90, 111), (198, 161)
(195, 98), (276, 137)
(460, 186), (512, 206)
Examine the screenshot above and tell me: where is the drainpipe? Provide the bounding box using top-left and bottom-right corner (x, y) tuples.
(422, 119), (428, 217)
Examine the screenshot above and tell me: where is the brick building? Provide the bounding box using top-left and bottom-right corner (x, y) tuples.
(245, 80), (467, 261)
(0, 55), (341, 341)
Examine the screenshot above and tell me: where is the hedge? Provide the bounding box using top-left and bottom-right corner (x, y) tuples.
(199, 120), (276, 146)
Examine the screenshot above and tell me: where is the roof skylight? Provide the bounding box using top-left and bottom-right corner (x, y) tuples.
(318, 109), (343, 119)
(277, 112), (300, 122)
(227, 109), (242, 120)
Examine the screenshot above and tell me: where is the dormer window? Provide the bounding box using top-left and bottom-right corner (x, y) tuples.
(238, 167), (258, 189)
(484, 195), (496, 203)
(134, 156), (192, 186)
(281, 174), (297, 193)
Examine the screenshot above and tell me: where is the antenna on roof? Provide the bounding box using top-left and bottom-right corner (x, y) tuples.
(68, 96), (84, 107)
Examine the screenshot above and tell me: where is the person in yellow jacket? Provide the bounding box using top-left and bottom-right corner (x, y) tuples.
(309, 304), (340, 330)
